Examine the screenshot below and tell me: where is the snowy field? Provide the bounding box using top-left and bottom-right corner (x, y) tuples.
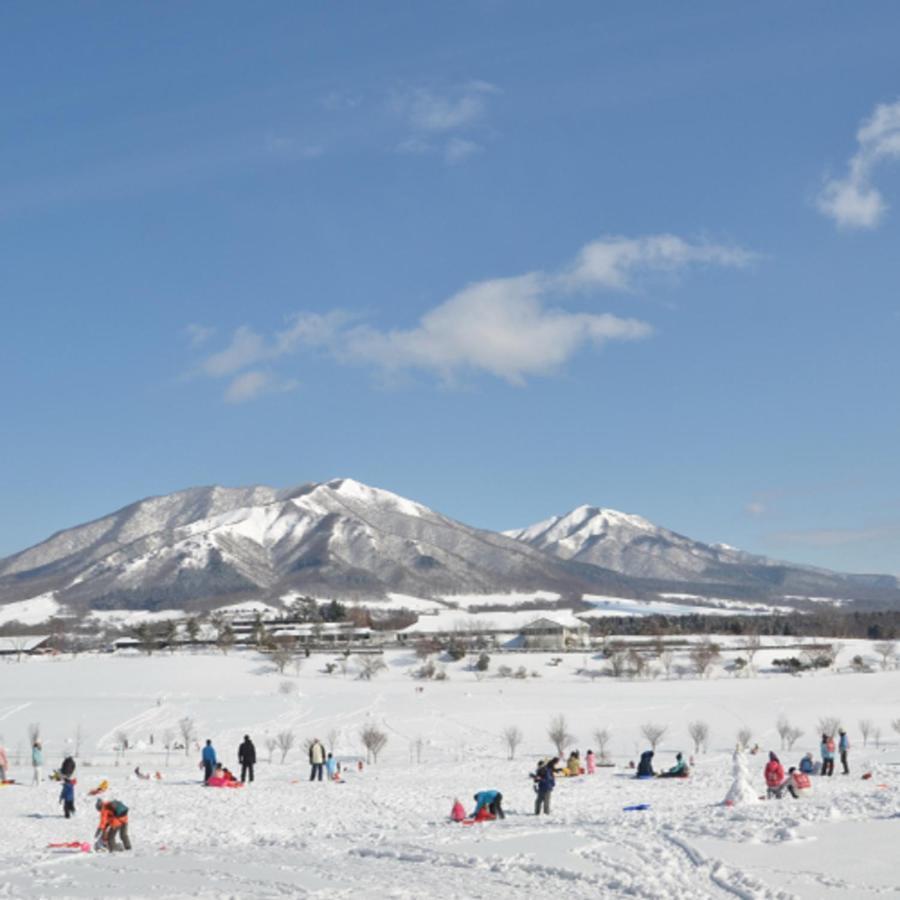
(0, 643), (898, 899)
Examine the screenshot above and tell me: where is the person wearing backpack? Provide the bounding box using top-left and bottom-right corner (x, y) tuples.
(820, 734), (835, 777)
(95, 798), (131, 851)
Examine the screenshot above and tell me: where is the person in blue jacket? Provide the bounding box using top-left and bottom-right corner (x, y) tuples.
(798, 752), (814, 774)
(533, 758), (557, 815)
(471, 790), (505, 819)
(201, 740), (217, 784)
(838, 730), (850, 774)
(636, 750), (655, 777)
(59, 777), (76, 818)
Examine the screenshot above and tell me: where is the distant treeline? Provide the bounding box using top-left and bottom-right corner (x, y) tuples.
(586, 609), (900, 640)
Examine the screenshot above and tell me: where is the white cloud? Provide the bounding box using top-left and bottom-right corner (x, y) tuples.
(817, 99), (900, 229)
(201, 326), (267, 377)
(224, 370), (298, 404)
(193, 233), (752, 395)
(745, 500), (767, 517)
(769, 524), (900, 547)
(564, 235), (755, 290)
(342, 274), (652, 384)
(399, 81), (498, 133)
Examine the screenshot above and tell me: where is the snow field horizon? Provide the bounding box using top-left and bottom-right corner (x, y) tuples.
(1, 642), (898, 898)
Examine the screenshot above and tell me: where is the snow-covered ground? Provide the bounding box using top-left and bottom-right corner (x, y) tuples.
(0, 642), (898, 899)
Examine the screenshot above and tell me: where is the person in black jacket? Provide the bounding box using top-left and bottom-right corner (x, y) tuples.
(636, 750), (655, 777)
(238, 735), (256, 783)
(60, 755), (76, 779)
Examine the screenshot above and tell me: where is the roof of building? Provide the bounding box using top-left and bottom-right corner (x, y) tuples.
(0, 635), (52, 653)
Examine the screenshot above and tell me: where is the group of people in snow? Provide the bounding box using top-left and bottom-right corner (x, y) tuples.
(763, 729), (850, 800)
(635, 750), (689, 778)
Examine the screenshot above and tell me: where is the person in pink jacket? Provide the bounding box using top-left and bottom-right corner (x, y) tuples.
(585, 749), (596, 775)
(0, 744), (8, 782)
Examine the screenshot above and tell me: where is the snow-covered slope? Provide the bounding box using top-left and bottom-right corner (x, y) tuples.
(505, 505), (900, 598)
(0, 479), (627, 612)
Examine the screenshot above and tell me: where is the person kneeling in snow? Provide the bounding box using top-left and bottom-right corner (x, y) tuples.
(658, 752), (689, 778)
(95, 798), (131, 851)
(786, 767), (811, 798)
(636, 750), (655, 777)
(472, 790), (505, 820)
(764, 752), (787, 799)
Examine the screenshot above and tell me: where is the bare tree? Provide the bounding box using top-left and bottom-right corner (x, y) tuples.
(502, 726), (523, 760)
(687, 721), (709, 754)
(185, 617), (200, 644)
(873, 641), (897, 671)
(659, 650), (675, 679)
(689, 639), (721, 678)
(265, 736), (278, 763)
(217, 625), (236, 655)
(360, 725), (388, 763)
(858, 719), (872, 747)
(271, 646), (293, 674)
(115, 730), (130, 756)
(627, 648), (647, 678)
(743, 633), (762, 674)
(891, 719), (900, 739)
(11, 636), (32, 663)
(736, 727), (752, 750)
(178, 717), (195, 756)
(873, 727), (882, 749)
(161, 619), (179, 653)
(817, 717), (841, 738)
(357, 656), (387, 681)
(606, 650), (628, 678)
(292, 656), (304, 677)
(547, 715), (575, 756)
(776, 715), (792, 749)
(276, 730), (295, 763)
(593, 727), (612, 761)
(640, 722), (667, 751)
(785, 726), (803, 750)
(326, 728), (341, 754)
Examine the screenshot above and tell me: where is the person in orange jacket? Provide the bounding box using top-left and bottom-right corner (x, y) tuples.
(95, 798), (131, 851)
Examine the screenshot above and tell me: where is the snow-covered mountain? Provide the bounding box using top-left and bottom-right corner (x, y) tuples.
(0, 479), (628, 613)
(2, 481), (898, 616)
(504, 505), (900, 598)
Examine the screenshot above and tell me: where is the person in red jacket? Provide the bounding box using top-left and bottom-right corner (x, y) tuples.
(764, 752), (786, 799)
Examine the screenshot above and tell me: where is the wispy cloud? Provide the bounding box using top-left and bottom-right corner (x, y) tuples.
(184, 323), (216, 348)
(191, 233), (752, 399)
(224, 370), (299, 404)
(563, 235), (755, 291)
(817, 98), (900, 230)
(391, 81), (498, 165)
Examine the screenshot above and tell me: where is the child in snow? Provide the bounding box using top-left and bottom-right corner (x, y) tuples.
(471, 790), (505, 819)
(585, 749), (596, 775)
(636, 750), (655, 777)
(32, 741), (43, 785)
(533, 758), (557, 815)
(820, 734), (835, 777)
(658, 752), (689, 778)
(95, 798), (131, 851)
(799, 752), (814, 775)
(764, 752), (786, 799)
(786, 767), (811, 798)
(59, 777), (76, 818)
(566, 751), (581, 776)
(325, 753), (338, 781)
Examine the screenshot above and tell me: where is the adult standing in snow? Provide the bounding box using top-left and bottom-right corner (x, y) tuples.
(309, 737), (326, 781)
(31, 741), (43, 785)
(0, 743), (8, 781)
(201, 739), (217, 784)
(820, 734), (835, 777)
(838, 729), (850, 774)
(533, 758), (556, 815)
(764, 752), (786, 798)
(238, 735), (256, 783)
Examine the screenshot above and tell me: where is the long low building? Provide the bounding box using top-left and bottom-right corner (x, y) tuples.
(398, 609), (590, 650)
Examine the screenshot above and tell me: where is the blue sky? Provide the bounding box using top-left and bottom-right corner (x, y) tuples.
(2, 1), (900, 574)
